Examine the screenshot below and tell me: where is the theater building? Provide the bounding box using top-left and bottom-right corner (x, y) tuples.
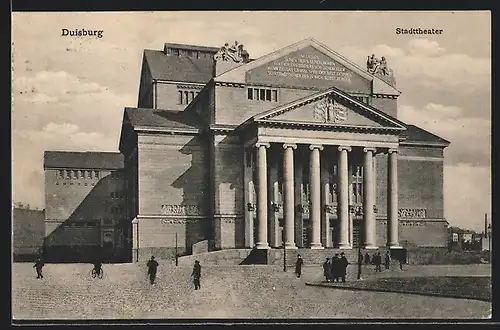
(118, 38), (450, 261)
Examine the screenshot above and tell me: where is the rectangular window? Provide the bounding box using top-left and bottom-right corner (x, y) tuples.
(184, 91), (189, 104)
(259, 89), (266, 101)
(247, 88), (253, 100)
(253, 88), (258, 100)
(171, 48), (179, 56)
(190, 91), (195, 101)
(94, 170), (99, 179)
(266, 89), (272, 101)
(179, 91), (183, 104)
(272, 90), (278, 102)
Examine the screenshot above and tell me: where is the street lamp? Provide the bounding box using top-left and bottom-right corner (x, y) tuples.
(487, 224), (491, 263)
(283, 240), (287, 272)
(175, 232), (179, 267)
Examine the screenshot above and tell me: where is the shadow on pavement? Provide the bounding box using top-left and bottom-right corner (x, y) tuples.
(305, 276), (492, 303)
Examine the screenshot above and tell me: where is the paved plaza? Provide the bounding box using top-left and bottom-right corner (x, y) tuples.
(12, 262), (491, 320)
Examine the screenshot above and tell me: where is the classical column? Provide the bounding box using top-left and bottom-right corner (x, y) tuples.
(268, 154), (280, 247)
(294, 156), (304, 247)
(321, 155), (332, 248)
(283, 144), (297, 249)
(387, 148), (401, 248)
(363, 147), (377, 249)
(243, 148), (254, 248)
(255, 142), (270, 249)
(309, 144), (324, 249)
(337, 146), (351, 249)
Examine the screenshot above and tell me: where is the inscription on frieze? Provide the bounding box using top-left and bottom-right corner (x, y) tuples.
(267, 54), (353, 83)
(161, 219), (201, 225)
(398, 208), (426, 219)
(160, 204), (204, 215)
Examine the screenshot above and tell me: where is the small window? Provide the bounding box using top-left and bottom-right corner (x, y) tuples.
(58, 170), (64, 178)
(266, 89), (272, 101)
(94, 170), (99, 179)
(179, 91), (183, 104)
(190, 91), (195, 101)
(259, 89), (266, 101)
(272, 90), (278, 102)
(247, 88), (253, 100)
(171, 48), (179, 56)
(184, 91), (189, 104)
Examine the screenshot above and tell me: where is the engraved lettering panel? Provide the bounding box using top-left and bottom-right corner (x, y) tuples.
(246, 46), (371, 93)
(398, 208), (427, 219)
(160, 204), (206, 215)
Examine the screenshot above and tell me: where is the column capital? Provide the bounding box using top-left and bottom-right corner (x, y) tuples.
(283, 143), (297, 150)
(309, 144), (324, 151)
(337, 146), (352, 152)
(363, 147), (377, 153)
(254, 142), (270, 149)
(388, 148), (399, 154)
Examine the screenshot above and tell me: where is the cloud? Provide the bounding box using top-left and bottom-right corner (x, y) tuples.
(444, 164), (491, 232)
(338, 41), (490, 92)
(399, 103), (490, 166)
(407, 39), (446, 57)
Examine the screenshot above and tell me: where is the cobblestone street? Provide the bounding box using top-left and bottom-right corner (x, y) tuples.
(12, 262), (491, 320)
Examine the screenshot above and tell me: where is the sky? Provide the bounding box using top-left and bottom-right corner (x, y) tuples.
(12, 11), (491, 232)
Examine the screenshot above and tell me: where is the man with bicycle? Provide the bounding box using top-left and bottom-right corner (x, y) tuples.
(92, 259), (103, 278)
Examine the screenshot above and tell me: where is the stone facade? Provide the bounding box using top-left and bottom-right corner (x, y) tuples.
(113, 38), (451, 261)
(43, 151), (129, 262)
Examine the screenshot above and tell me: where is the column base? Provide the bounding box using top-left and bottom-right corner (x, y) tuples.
(309, 243), (324, 249)
(284, 242), (298, 249)
(255, 242), (270, 249)
(387, 244), (403, 249)
(364, 245), (378, 249)
(338, 244), (352, 249)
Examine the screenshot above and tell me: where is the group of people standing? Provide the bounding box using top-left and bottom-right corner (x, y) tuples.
(361, 251), (402, 271)
(322, 253), (350, 283)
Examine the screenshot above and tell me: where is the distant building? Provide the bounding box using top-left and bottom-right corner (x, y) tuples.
(12, 207), (45, 261)
(43, 151), (129, 262)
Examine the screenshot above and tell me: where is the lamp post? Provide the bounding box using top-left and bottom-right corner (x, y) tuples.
(283, 240), (287, 272)
(175, 232), (178, 266)
(488, 224), (491, 263)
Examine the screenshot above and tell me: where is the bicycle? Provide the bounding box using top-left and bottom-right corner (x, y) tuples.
(91, 267), (104, 279)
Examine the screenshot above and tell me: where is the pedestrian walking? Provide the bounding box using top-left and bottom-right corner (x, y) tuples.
(295, 254), (304, 278)
(364, 252), (370, 265)
(191, 260), (201, 290)
(331, 253), (340, 282)
(147, 255), (159, 284)
(33, 257), (44, 279)
(374, 252), (382, 272)
(323, 258), (332, 282)
(339, 252), (349, 283)
(384, 251), (391, 270)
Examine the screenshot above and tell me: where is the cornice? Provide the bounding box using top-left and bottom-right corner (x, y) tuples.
(256, 119), (405, 134)
(214, 81), (245, 88)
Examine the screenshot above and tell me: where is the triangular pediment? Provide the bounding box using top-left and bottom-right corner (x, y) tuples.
(214, 38), (400, 96)
(254, 87), (406, 130)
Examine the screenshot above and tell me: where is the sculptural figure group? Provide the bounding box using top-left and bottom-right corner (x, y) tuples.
(366, 54), (391, 76)
(214, 41), (250, 63)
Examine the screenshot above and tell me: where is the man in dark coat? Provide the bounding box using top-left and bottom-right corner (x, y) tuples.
(323, 258), (331, 282)
(374, 252), (382, 272)
(191, 260), (201, 290)
(331, 254), (340, 282)
(384, 251), (391, 270)
(339, 252), (349, 283)
(295, 254), (304, 278)
(33, 257), (44, 279)
(364, 252), (371, 265)
(147, 255), (159, 284)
